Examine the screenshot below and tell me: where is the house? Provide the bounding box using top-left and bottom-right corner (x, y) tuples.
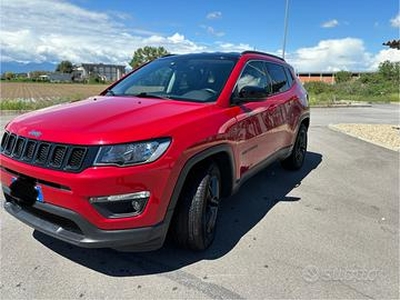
(48, 73), (72, 82)
(73, 63), (126, 82)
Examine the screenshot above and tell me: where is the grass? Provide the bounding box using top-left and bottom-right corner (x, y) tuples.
(2, 93), (399, 111)
(0, 82), (109, 111)
(1, 81), (399, 111)
(0, 98), (71, 110)
(309, 92), (399, 106)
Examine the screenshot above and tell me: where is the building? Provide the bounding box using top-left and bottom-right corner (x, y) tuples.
(297, 72), (372, 84)
(48, 73), (73, 82)
(37, 73), (72, 82)
(73, 63), (126, 82)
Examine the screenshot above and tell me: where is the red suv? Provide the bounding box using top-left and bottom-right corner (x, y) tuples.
(1, 51), (309, 251)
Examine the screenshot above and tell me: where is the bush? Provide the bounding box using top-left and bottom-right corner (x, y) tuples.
(378, 60), (400, 82)
(303, 81), (334, 94)
(304, 62), (400, 104)
(335, 71), (352, 83)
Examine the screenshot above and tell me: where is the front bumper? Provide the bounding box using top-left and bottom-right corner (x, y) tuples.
(0, 154), (176, 230)
(4, 195), (169, 251)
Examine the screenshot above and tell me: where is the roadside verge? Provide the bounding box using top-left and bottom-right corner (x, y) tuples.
(329, 123), (400, 152)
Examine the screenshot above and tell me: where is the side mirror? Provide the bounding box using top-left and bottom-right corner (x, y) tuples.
(235, 86), (269, 102)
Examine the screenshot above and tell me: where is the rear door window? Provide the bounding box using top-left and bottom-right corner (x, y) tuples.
(265, 63), (290, 93)
(284, 67), (295, 87)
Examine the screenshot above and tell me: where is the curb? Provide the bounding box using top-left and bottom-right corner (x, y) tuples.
(328, 124), (399, 152)
(312, 104), (372, 108)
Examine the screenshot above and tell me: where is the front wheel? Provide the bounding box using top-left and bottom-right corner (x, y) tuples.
(281, 124), (308, 170)
(171, 163), (221, 251)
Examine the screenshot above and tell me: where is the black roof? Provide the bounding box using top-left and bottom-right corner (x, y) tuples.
(161, 51), (285, 62)
(241, 50), (285, 61)
(161, 52), (241, 60)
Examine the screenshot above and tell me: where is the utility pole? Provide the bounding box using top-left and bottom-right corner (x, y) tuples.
(282, 0), (290, 59)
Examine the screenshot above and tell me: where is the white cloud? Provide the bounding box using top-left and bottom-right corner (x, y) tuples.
(390, 13), (400, 27)
(206, 11), (222, 20)
(1, 0), (398, 73)
(370, 48), (400, 70)
(202, 26), (225, 37)
(0, 0), (236, 65)
(288, 38), (371, 72)
(216, 42), (252, 52)
(286, 38), (399, 72)
(321, 19), (339, 28)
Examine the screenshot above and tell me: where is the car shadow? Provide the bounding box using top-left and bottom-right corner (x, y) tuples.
(34, 151), (322, 276)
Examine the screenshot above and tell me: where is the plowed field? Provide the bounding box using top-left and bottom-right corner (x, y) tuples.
(0, 82), (109, 102)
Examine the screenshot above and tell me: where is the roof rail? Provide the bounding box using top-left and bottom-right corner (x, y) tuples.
(241, 50), (285, 62)
(161, 54), (177, 58)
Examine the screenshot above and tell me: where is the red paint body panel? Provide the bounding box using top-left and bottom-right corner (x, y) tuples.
(1, 52), (309, 249)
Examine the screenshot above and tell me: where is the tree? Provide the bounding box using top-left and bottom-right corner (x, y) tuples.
(130, 46), (169, 69)
(56, 60), (74, 73)
(4, 72), (15, 80)
(335, 71), (352, 83)
(378, 60), (400, 82)
(30, 71), (48, 80)
(383, 39), (400, 50)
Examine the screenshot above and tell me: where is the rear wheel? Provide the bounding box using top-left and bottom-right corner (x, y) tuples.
(281, 124), (308, 170)
(171, 163), (221, 250)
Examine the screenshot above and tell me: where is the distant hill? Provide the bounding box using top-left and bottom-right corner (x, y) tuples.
(0, 62), (57, 73)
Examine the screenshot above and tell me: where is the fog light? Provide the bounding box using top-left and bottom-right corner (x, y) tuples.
(131, 200), (142, 211)
(89, 191), (150, 218)
(90, 191), (150, 203)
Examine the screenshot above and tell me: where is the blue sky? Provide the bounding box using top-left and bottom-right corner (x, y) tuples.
(1, 0), (399, 72)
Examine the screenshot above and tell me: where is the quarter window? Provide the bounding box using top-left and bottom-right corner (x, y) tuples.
(265, 63), (290, 93)
(284, 67), (295, 87)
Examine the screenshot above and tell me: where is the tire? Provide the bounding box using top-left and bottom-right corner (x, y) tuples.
(171, 163), (221, 251)
(281, 124), (308, 170)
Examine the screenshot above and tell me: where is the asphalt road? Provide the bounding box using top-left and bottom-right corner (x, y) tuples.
(1, 105), (399, 299)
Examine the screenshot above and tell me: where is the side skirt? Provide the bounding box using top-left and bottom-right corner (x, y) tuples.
(232, 146), (293, 195)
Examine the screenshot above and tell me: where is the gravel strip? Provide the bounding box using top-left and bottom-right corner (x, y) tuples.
(329, 123), (400, 151)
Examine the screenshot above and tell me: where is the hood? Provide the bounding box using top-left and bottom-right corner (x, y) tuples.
(6, 96), (212, 145)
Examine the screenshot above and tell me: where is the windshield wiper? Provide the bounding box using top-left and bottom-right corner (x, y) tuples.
(134, 92), (170, 100)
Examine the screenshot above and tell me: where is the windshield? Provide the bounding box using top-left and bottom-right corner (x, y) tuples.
(105, 55), (237, 102)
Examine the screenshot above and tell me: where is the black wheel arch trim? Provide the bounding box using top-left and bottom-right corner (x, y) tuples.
(163, 144), (236, 225)
(299, 112), (310, 129)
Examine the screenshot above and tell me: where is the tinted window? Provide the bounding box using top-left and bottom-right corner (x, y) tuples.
(266, 63), (290, 93)
(106, 56), (236, 102)
(235, 61), (272, 95)
(284, 67), (294, 87)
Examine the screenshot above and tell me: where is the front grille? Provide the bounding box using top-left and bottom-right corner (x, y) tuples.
(23, 140), (37, 161)
(66, 148), (87, 170)
(35, 143), (50, 165)
(5, 134), (16, 155)
(49, 146), (67, 168)
(14, 137), (25, 158)
(0, 131), (95, 173)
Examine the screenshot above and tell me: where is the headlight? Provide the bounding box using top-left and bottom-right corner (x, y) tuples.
(94, 138), (171, 166)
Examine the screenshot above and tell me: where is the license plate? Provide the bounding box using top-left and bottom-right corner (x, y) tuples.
(9, 177), (44, 205)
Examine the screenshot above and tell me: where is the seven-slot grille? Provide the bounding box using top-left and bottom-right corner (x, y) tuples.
(1, 131), (90, 172)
